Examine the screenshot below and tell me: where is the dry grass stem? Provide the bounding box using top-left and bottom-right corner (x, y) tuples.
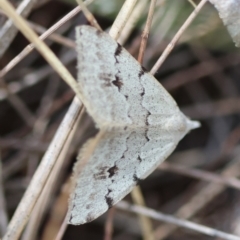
(0, 0), (36, 57)
(183, 97), (240, 119)
(117, 201), (240, 240)
(154, 155), (240, 239)
(0, 1), (94, 78)
(104, 208), (116, 240)
(131, 186), (155, 240)
(54, 214), (69, 240)
(150, 0), (208, 74)
(138, 0), (157, 64)
(0, 157), (8, 237)
(109, 0), (138, 40)
(118, 0), (148, 45)
(2, 97), (83, 240)
(188, 0), (197, 8)
(0, 53), (77, 102)
(164, 53), (240, 91)
(0, 0), (81, 98)
(27, 21), (76, 49)
(76, 0), (102, 31)
(159, 162), (240, 191)
(22, 88), (83, 240)
(0, 79), (36, 127)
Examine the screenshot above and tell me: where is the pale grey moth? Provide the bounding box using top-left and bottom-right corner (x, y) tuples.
(209, 0), (240, 47)
(68, 25), (200, 225)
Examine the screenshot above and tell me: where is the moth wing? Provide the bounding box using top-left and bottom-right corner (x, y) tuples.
(76, 26), (198, 130)
(76, 26), (132, 127)
(68, 129), (177, 225)
(209, 0), (240, 47)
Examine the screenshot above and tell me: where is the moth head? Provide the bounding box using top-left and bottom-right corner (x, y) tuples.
(165, 112), (200, 135)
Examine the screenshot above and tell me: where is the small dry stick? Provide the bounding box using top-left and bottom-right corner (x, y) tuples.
(44, 177), (73, 240)
(0, 0), (81, 98)
(138, 0), (157, 64)
(188, 0), (197, 8)
(76, 0), (102, 31)
(0, 0), (36, 57)
(104, 208), (116, 240)
(159, 162), (240, 191)
(163, 53), (240, 91)
(154, 155), (240, 239)
(0, 0), (94, 78)
(55, 214), (69, 240)
(0, 51), (78, 102)
(222, 126), (240, 155)
(118, 0), (148, 45)
(183, 97), (240, 120)
(131, 186), (155, 240)
(2, 97), (83, 240)
(39, 108), (83, 240)
(109, 0), (138, 40)
(117, 201), (240, 240)
(27, 21), (76, 49)
(0, 79), (36, 127)
(150, 0), (208, 74)
(0, 154), (8, 237)
(22, 80), (74, 240)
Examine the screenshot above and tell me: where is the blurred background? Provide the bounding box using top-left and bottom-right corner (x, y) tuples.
(0, 0), (240, 239)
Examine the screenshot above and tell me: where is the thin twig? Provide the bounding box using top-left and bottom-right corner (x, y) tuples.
(188, 0), (197, 8)
(109, 0), (138, 40)
(0, 0), (81, 98)
(159, 162), (240, 191)
(190, 44), (238, 98)
(22, 105), (84, 240)
(55, 214), (69, 240)
(27, 21), (76, 48)
(22, 78), (60, 240)
(183, 97), (240, 120)
(118, 0), (148, 45)
(150, 0), (208, 74)
(2, 97), (83, 240)
(0, 0), (94, 78)
(117, 201), (240, 240)
(2, 152), (28, 181)
(163, 53), (240, 91)
(0, 153), (8, 237)
(0, 0), (36, 57)
(154, 155), (240, 239)
(0, 51), (77, 102)
(222, 126), (240, 155)
(131, 186), (155, 240)
(104, 208), (115, 240)
(138, 0), (157, 64)
(0, 78), (36, 128)
(76, 0), (102, 31)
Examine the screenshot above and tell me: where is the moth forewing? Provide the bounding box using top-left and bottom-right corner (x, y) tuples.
(209, 0), (240, 47)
